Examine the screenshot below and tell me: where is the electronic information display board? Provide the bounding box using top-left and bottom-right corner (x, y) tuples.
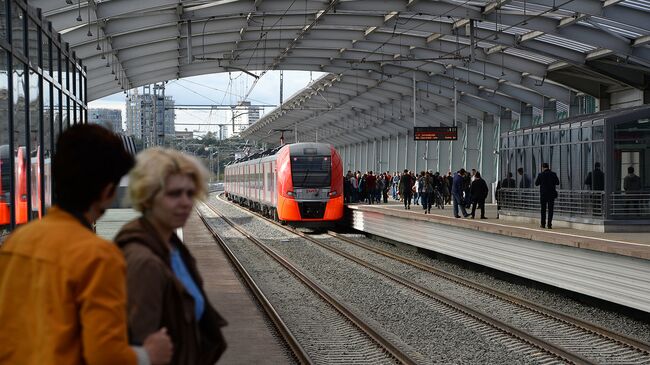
(413, 127), (458, 141)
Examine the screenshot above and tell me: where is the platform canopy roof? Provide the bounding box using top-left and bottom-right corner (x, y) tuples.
(36, 0), (650, 145)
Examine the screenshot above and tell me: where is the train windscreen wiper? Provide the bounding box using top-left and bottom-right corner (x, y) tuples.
(300, 168), (311, 187)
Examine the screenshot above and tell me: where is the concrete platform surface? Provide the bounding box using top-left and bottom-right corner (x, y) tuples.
(348, 200), (650, 260)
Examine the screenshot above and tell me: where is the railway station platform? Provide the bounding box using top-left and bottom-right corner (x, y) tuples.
(345, 201), (650, 313)
(96, 209), (290, 364)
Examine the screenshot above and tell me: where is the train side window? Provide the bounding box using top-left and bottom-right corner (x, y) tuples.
(267, 171), (274, 193)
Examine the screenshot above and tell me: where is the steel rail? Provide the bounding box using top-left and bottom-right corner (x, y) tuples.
(327, 231), (650, 358)
(195, 204), (312, 365)
(202, 200), (419, 365)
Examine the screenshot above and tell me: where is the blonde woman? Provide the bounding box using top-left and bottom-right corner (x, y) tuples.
(115, 148), (227, 365)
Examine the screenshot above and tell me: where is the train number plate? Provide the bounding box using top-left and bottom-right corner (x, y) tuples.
(306, 189), (319, 193)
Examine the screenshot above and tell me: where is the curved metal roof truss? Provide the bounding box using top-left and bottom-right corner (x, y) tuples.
(33, 0), (649, 145)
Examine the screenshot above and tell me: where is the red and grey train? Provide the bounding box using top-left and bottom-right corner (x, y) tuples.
(224, 142), (344, 225)
(1, 146), (48, 227)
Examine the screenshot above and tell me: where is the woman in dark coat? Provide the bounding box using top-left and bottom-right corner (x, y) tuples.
(115, 148), (227, 365)
(469, 171), (489, 219)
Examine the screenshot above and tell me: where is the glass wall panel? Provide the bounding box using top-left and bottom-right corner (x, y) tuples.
(27, 18), (37, 67)
(516, 146), (524, 187)
(541, 145), (549, 169)
(0, 0), (7, 41)
(0, 49), (9, 234)
(571, 143), (582, 190)
(592, 141), (604, 190)
(551, 145), (560, 181)
(42, 78), (51, 208)
(614, 119), (649, 191)
(12, 58), (26, 226)
(581, 143), (592, 190)
(561, 144), (571, 189)
(507, 147), (515, 183)
(77, 67), (84, 100)
(41, 33), (49, 73)
(522, 148), (534, 183)
(11, 2), (23, 55)
(61, 94), (68, 129)
(70, 60), (75, 95)
(531, 146), (541, 181)
(52, 86), (60, 150)
(61, 56), (70, 90)
(593, 125), (604, 140)
(68, 60), (73, 91)
(571, 126), (580, 142)
(560, 128), (569, 143)
(550, 130), (559, 144)
(52, 46), (59, 82)
(28, 69), (39, 219)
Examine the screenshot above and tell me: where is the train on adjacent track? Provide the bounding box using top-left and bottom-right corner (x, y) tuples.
(0, 146), (48, 227)
(224, 142), (344, 226)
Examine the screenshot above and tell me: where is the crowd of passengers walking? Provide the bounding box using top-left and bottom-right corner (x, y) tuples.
(343, 167), (489, 219)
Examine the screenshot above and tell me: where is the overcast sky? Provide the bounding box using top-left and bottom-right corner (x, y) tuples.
(89, 70), (325, 135)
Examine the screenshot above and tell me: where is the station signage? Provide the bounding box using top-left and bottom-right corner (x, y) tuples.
(413, 127), (458, 141)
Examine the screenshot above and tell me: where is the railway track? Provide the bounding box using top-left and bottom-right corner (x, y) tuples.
(197, 200), (420, 365)
(324, 231), (650, 364)
(214, 193), (650, 364)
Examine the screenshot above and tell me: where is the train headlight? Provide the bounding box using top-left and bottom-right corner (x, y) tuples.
(328, 190), (337, 197)
(286, 191), (295, 197)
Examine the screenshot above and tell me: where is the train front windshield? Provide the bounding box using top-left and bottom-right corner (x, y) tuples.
(291, 156), (331, 188)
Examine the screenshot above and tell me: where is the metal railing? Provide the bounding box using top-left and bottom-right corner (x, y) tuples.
(497, 189), (605, 218)
(498, 189), (650, 219)
(609, 192), (650, 218)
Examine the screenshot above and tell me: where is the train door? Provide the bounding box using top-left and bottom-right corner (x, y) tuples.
(254, 163), (258, 201)
(272, 160), (277, 206)
(30, 147), (42, 219)
(246, 164), (251, 199)
(253, 163), (260, 202)
(262, 162), (269, 204)
(0, 145), (10, 226)
(15, 147), (28, 224)
(237, 165), (241, 196)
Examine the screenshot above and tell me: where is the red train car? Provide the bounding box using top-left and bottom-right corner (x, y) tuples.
(0, 146), (47, 228)
(0, 146), (28, 226)
(224, 142), (343, 226)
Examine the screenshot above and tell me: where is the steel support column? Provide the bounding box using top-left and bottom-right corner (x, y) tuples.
(569, 91), (580, 117)
(543, 97), (557, 124)
(395, 134), (400, 172)
(482, 114), (496, 202)
(520, 102), (533, 128)
(465, 117), (480, 170)
(453, 121), (465, 171)
(404, 131), (409, 170)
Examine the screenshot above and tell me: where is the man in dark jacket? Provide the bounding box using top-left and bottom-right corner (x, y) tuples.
(470, 172), (489, 219)
(518, 167), (531, 188)
(452, 169), (470, 218)
(584, 162), (604, 190)
(535, 162), (560, 229)
(365, 171), (377, 205)
(399, 169), (413, 209)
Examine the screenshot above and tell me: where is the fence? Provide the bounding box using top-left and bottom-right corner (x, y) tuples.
(497, 189), (604, 218)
